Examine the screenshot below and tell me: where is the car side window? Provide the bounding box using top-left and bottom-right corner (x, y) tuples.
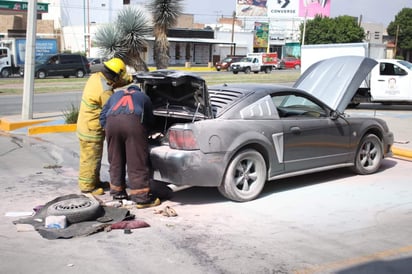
(239, 95), (279, 119)
(380, 63), (395, 76)
(272, 94), (326, 118)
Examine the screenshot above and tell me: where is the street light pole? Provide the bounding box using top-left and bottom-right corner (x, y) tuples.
(22, 0), (37, 119)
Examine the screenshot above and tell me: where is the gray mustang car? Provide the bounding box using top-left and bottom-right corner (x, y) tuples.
(135, 56), (394, 202)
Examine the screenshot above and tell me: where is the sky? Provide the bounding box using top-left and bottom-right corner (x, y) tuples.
(62, 0), (410, 28)
(182, 0), (411, 26)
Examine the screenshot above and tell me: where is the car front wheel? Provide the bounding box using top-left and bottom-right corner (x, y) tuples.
(76, 69), (85, 78)
(1, 68), (10, 78)
(352, 134), (383, 175)
(218, 149), (267, 202)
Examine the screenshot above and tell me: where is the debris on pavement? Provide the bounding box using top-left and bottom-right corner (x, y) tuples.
(154, 206), (178, 217)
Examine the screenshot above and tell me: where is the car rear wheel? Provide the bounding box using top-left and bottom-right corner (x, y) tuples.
(37, 70), (46, 79)
(76, 69), (85, 78)
(352, 134), (383, 175)
(218, 149), (267, 202)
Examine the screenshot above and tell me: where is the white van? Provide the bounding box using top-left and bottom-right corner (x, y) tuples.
(370, 59), (412, 103)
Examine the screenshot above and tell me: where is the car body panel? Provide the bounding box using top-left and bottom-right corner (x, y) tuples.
(294, 56), (377, 113)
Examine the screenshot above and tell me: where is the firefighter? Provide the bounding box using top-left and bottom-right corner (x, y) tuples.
(100, 85), (160, 208)
(76, 57), (132, 195)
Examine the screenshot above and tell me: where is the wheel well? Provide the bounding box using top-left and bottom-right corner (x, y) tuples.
(231, 143), (270, 171)
(362, 128), (383, 142)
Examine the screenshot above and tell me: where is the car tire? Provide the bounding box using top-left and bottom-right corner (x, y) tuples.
(37, 70), (46, 79)
(76, 69), (85, 78)
(233, 71), (238, 74)
(218, 149), (267, 202)
(1, 68), (10, 78)
(264, 67), (271, 74)
(46, 196), (101, 224)
(352, 134), (383, 175)
(244, 67), (251, 74)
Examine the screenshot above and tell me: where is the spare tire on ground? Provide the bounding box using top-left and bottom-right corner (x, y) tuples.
(46, 196), (102, 224)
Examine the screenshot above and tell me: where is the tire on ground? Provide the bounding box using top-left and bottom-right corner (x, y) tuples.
(46, 196), (102, 224)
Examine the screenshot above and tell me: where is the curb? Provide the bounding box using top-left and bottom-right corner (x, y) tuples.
(0, 117), (53, 131)
(27, 124), (77, 135)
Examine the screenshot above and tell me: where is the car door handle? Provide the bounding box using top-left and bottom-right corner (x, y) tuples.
(290, 126), (301, 134)
(377, 79), (385, 82)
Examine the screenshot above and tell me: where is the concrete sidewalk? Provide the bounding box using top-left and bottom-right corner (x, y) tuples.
(1, 109), (411, 160)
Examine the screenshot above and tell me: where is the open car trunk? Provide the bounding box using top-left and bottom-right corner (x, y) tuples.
(134, 70), (213, 138)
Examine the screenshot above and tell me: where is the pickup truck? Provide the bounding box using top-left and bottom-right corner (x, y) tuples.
(230, 53), (279, 74)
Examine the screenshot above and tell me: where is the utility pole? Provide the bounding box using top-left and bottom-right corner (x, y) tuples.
(22, 0), (37, 119)
(394, 25), (399, 58)
(230, 11), (236, 56)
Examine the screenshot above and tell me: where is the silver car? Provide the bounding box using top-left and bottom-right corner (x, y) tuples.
(135, 56), (394, 202)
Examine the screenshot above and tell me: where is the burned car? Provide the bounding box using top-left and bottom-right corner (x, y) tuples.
(135, 56), (393, 202)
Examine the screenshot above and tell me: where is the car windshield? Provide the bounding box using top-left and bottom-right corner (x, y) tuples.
(240, 57), (252, 62)
(396, 60), (412, 70)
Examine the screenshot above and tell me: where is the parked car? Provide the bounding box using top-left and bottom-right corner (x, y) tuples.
(135, 56), (394, 202)
(88, 57), (106, 73)
(279, 56), (301, 69)
(20, 53), (91, 79)
(215, 56), (245, 71)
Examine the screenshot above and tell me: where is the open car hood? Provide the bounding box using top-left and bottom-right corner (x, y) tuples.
(293, 56), (377, 113)
(134, 70), (213, 119)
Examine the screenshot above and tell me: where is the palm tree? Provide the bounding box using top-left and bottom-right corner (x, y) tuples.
(148, 0), (183, 69)
(94, 6), (152, 72)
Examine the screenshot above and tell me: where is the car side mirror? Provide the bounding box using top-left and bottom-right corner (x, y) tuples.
(330, 111), (340, 120)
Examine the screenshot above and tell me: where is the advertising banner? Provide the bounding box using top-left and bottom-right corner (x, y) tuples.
(15, 39), (58, 65)
(253, 22), (269, 48)
(299, 0), (331, 17)
(236, 0), (330, 18)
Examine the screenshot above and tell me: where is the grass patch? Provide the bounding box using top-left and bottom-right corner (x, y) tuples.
(62, 103), (79, 124)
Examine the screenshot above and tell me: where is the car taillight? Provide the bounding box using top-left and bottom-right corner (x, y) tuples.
(168, 129), (198, 150)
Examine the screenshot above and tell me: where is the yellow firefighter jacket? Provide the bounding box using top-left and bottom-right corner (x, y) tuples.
(76, 72), (114, 141)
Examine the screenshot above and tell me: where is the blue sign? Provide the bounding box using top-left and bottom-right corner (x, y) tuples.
(15, 39), (58, 65)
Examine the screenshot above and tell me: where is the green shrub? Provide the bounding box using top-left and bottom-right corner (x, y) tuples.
(62, 103), (79, 124)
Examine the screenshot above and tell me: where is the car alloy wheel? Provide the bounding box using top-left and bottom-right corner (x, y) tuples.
(76, 69), (85, 78)
(218, 149), (267, 202)
(37, 70), (46, 79)
(352, 134), (383, 175)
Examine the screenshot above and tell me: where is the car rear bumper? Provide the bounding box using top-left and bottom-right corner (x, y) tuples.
(150, 146), (226, 187)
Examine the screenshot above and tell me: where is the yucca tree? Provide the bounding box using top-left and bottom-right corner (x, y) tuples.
(94, 6), (152, 72)
(148, 0), (183, 69)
